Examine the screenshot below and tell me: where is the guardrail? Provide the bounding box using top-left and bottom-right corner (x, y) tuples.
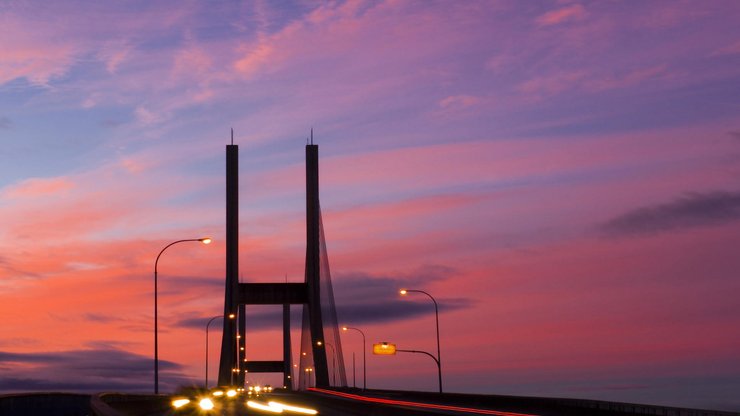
(90, 393), (170, 416)
(0, 393), (90, 416)
(550, 397), (740, 416)
(336, 388), (740, 416)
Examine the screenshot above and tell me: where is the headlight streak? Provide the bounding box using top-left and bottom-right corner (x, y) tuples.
(268, 400), (318, 414)
(247, 400), (283, 413)
(309, 388), (534, 416)
(171, 398), (190, 408)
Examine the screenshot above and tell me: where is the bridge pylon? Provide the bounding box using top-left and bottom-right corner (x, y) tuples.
(216, 140), (340, 389)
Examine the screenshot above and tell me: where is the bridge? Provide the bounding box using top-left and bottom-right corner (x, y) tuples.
(3, 140), (737, 416)
(2, 388), (738, 416)
(216, 138), (346, 391)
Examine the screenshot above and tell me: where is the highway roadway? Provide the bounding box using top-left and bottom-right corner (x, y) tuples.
(164, 388), (552, 416)
(104, 387), (738, 416)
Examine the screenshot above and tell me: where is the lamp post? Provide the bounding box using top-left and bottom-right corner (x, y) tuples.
(397, 349), (440, 392)
(373, 342), (441, 394)
(154, 237), (212, 394)
(342, 326), (366, 390)
(205, 313), (235, 388)
(400, 289), (442, 393)
(304, 367), (314, 388)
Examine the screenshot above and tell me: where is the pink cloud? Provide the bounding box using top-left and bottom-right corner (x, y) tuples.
(2, 177), (75, 199)
(536, 4), (587, 26)
(234, 40), (276, 79)
(517, 70), (587, 97)
(0, 15), (77, 85)
(711, 40), (740, 56)
(585, 64), (670, 91)
(438, 95), (481, 109)
(97, 41), (133, 74)
(518, 64), (672, 98)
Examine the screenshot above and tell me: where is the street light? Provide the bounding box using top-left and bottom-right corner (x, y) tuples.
(205, 313), (235, 388)
(341, 326), (366, 390)
(154, 237), (212, 394)
(304, 367), (314, 388)
(372, 342), (441, 394)
(400, 288), (442, 393)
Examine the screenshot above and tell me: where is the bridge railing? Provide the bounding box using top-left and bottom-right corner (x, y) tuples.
(90, 393), (170, 416)
(346, 388), (740, 416)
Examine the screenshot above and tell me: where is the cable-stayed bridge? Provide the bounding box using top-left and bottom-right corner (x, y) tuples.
(4, 139), (738, 416)
(216, 139), (346, 392)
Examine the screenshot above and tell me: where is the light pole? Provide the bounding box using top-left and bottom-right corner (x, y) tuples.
(205, 313), (235, 388)
(154, 237), (211, 394)
(304, 367), (314, 388)
(400, 289), (442, 393)
(342, 326), (366, 390)
(397, 349), (440, 393)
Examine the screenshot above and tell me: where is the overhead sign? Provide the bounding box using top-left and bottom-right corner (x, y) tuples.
(373, 342), (397, 355)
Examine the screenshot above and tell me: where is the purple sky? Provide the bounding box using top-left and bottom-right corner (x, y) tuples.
(1, 0), (740, 411)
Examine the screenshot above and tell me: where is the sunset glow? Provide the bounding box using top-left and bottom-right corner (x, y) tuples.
(1, 0), (739, 412)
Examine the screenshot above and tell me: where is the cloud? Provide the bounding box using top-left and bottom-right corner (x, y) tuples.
(438, 95), (481, 109)
(82, 313), (123, 323)
(134, 105), (168, 125)
(585, 64), (669, 92)
(536, 4), (587, 27)
(97, 41), (133, 74)
(710, 40), (740, 57)
(0, 116), (11, 129)
(2, 177), (75, 199)
(601, 191), (740, 236)
(334, 266), (474, 326)
(0, 13), (78, 85)
(518, 71), (587, 97)
(727, 131), (740, 140)
(173, 265), (474, 331)
(234, 39), (275, 79)
(0, 347), (191, 392)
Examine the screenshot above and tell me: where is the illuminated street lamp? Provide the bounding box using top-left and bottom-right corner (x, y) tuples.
(304, 367), (314, 388)
(341, 326), (366, 390)
(399, 288), (442, 393)
(205, 313), (235, 388)
(373, 342), (441, 394)
(154, 237), (212, 394)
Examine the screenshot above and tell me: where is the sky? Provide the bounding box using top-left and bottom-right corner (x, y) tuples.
(1, 0), (740, 411)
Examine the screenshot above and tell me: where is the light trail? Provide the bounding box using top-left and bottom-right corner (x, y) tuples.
(171, 398), (190, 408)
(309, 388), (537, 416)
(247, 400), (283, 413)
(268, 400), (319, 414)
